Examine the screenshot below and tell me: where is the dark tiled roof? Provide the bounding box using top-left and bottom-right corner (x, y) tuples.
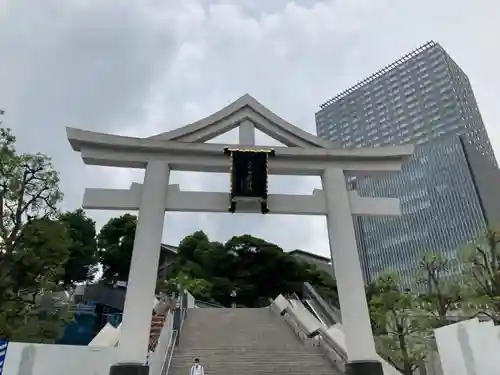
(160, 243), (178, 253)
(288, 249), (330, 263)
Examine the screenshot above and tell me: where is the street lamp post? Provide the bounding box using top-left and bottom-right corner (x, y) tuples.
(230, 290), (237, 308)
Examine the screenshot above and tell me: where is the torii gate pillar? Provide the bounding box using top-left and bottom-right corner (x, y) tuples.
(119, 161), (170, 363)
(323, 168), (383, 375)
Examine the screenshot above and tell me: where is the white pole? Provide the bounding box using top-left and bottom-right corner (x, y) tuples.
(321, 167), (378, 362)
(118, 161), (170, 363)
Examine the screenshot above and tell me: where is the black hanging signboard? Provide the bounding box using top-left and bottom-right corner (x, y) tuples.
(224, 147), (275, 214)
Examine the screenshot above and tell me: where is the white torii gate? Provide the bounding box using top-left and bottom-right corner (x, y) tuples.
(67, 94), (413, 375)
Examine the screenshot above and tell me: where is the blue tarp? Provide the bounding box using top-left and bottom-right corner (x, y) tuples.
(0, 339), (8, 375)
(58, 311), (97, 346)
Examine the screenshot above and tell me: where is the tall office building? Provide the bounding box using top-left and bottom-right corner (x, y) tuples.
(315, 41), (498, 287)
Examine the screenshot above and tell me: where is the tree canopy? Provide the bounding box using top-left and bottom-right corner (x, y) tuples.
(369, 274), (432, 375)
(0, 127), (98, 342)
(0, 126), (69, 342)
(168, 231), (329, 307)
(365, 229), (500, 374)
(58, 209), (99, 286)
(95, 214), (338, 308)
(461, 228), (500, 321)
(416, 252), (462, 328)
(97, 213), (137, 283)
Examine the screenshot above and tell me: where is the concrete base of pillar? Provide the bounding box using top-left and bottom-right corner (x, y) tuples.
(109, 363), (149, 375)
(346, 360), (383, 375)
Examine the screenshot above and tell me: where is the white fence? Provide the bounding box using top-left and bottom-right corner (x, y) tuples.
(3, 343), (118, 375)
(148, 311), (175, 375)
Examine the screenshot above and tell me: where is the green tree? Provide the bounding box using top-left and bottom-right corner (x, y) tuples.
(97, 218), (338, 308)
(221, 234), (310, 307)
(417, 253), (462, 327)
(369, 274), (432, 375)
(462, 228), (500, 321)
(58, 209), (99, 286)
(174, 230), (219, 279)
(167, 232), (337, 308)
(3, 217), (73, 342)
(97, 213), (137, 282)
(167, 231), (237, 305)
(161, 272), (213, 301)
(11, 218), (71, 294)
(0, 131), (62, 259)
(366, 277), (397, 334)
(0, 126), (69, 342)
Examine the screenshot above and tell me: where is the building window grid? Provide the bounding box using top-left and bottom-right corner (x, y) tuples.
(316, 45), (496, 286)
(353, 137), (487, 286)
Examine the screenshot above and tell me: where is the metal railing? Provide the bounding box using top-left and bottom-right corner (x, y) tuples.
(158, 290), (190, 375)
(277, 297), (347, 373)
(194, 299), (224, 308)
(160, 329), (178, 375)
(292, 295), (346, 359)
(302, 282), (341, 326)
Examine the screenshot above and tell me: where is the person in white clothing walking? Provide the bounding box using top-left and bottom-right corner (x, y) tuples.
(190, 358), (204, 375)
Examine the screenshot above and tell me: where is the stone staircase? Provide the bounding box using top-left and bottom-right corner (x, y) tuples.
(149, 296), (177, 352)
(148, 312), (168, 352)
(168, 308), (340, 375)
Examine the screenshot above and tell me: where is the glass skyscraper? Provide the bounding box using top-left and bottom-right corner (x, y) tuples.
(315, 41), (498, 287)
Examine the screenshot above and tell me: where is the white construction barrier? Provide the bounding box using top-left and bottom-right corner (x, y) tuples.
(89, 296), (161, 348)
(435, 318), (500, 375)
(88, 323), (121, 348)
(3, 343), (118, 375)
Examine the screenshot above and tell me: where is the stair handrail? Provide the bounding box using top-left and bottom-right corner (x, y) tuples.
(149, 296), (178, 375)
(289, 294), (347, 362)
(160, 328), (178, 375)
(316, 325), (348, 362)
(302, 298), (327, 327)
(159, 289), (191, 375)
(299, 290), (403, 375)
(283, 297), (320, 338)
(194, 299), (224, 308)
(179, 289), (189, 333)
(303, 282), (342, 325)
(276, 294), (403, 375)
(277, 295), (347, 373)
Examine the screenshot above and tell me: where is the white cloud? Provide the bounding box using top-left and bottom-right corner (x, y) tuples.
(1, 0), (500, 259)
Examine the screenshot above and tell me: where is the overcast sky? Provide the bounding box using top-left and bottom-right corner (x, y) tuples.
(1, 0), (499, 259)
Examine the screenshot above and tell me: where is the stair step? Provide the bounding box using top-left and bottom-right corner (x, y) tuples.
(169, 371), (335, 374)
(169, 372), (334, 375)
(170, 364), (333, 370)
(172, 352), (325, 357)
(169, 307), (340, 375)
